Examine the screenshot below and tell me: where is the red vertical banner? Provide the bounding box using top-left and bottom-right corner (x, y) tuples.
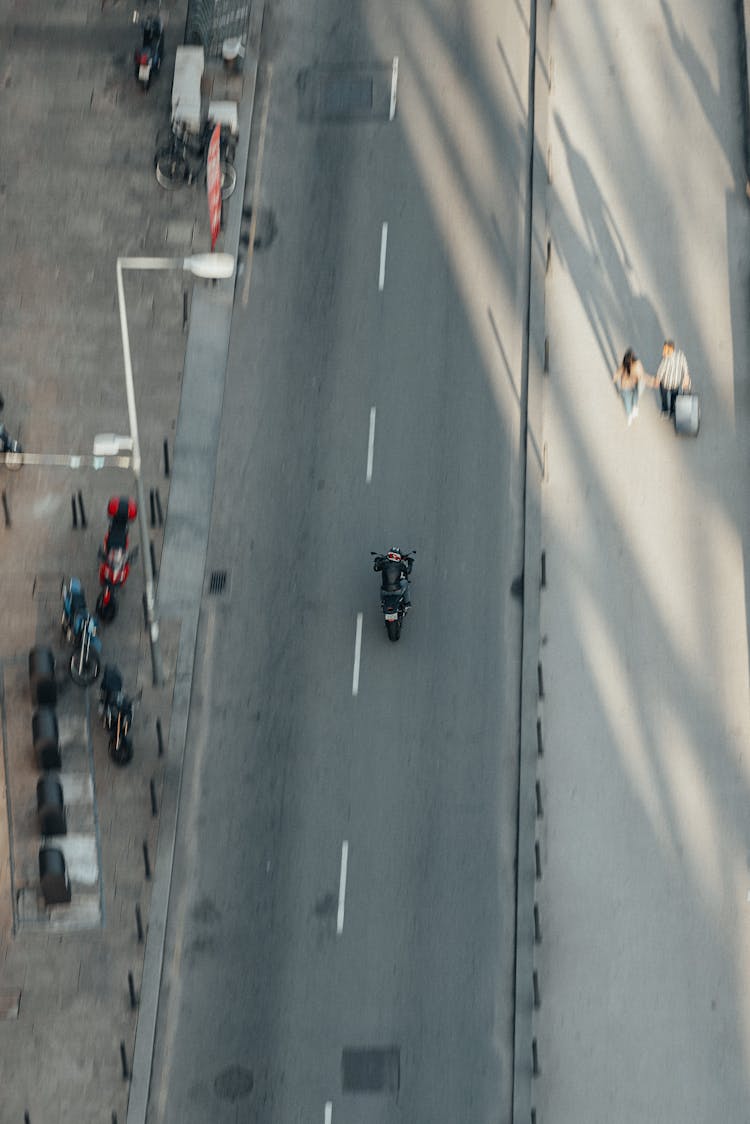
(207, 123), (222, 251)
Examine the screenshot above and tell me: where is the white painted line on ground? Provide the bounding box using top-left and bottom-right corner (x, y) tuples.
(324, 1102), (332, 1124)
(352, 612), (363, 696)
(366, 406), (376, 483)
(389, 56), (399, 120)
(337, 841), (349, 935)
(378, 222), (388, 291)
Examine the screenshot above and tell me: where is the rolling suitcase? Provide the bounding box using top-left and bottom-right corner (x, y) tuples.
(674, 393), (700, 436)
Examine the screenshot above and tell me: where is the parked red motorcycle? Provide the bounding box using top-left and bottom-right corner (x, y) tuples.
(97, 496), (138, 622)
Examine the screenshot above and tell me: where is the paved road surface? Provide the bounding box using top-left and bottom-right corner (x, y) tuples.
(147, 0), (534, 1120)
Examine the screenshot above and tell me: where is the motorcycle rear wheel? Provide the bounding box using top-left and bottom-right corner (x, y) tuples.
(96, 590), (117, 623)
(386, 620), (400, 642)
(109, 733), (134, 766)
(69, 649), (101, 687)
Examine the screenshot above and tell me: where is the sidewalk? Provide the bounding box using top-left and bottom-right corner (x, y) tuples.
(0, 2), (258, 1120)
(525, 0), (750, 1120)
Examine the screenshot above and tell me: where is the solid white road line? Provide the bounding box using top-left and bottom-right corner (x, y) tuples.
(378, 222), (388, 291)
(337, 841), (349, 935)
(352, 612), (363, 696)
(366, 406), (376, 483)
(324, 1102), (332, 1124)
(389, 56), (399, 120)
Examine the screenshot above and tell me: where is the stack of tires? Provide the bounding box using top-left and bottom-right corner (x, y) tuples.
(29, 647), (71, 907)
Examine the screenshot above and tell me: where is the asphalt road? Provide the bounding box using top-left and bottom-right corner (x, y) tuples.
(148, 0), (533, 1120)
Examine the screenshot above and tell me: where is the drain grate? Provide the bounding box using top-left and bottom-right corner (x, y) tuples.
(342, 1047), (400, 1094)
(208, 570), (228, 596)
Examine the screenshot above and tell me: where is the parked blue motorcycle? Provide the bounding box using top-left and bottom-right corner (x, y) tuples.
(61, 578), (102, 686)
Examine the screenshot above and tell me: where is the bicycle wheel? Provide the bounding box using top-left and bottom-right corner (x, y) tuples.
(220, 160), (237, 200)
(155, 147), (188, 190)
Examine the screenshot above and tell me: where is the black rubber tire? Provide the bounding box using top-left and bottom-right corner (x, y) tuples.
(155, 149), (188, 190)
(69, 648), (101, 687)
(96, 591), (117, 623)
(386, 619), (400, 642)
(109, 733), (134, 766)
(220, 160), (237, 200)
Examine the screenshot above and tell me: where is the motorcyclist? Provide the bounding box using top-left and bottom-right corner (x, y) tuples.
(373, 548), (413, 608)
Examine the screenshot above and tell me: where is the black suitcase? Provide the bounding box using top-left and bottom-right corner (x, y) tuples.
(674, 393), (700, 436)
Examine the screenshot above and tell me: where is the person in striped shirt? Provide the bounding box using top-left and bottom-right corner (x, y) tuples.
(656, 339), (691, 417)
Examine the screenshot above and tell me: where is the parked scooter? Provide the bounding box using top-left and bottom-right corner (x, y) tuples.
(61, 578), (102, 686)
(0, 422), (22, 457)
(133, 12), (164, 91)
(97, 496), (138, 623)
(371, 548), (415, 641)
(99, 665), (139, 765)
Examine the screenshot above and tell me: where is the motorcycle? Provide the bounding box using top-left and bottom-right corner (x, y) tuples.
(371, 548), (415, 642)
(61, 578), (102, 686)
(99, 665), (139, 765)
(133, 13), (164, 91)
(0, 422), (22, 464)
(97, 496), (138, 623)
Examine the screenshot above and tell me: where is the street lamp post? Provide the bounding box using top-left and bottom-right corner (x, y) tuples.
(116, 253), (235, 686)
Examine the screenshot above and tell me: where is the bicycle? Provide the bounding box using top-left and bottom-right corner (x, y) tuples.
(154, 120), (237, 199)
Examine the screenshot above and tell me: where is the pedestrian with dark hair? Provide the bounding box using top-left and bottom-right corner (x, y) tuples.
(656, 339), (691, 417)
(613, 348), (655, 426)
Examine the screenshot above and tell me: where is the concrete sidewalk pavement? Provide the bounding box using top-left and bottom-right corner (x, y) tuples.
(523, 1), (750, 1121)
(0, 1), (260, 1121)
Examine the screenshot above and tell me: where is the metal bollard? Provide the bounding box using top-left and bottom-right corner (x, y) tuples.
(155, 488), (163, 526)
(156, 717), (164, 757)
(535, 840), (542, 879)
(143, 840), (151, 880)
(540, 550), (546, 588)
(535, 781), (543, 818)
(532, 1038), (540, 1076)
(71, 494), (78, 528)
(2, 491), (10, 528)
(163, 438), (170, 478)
(533, 970), (540, 1009)
(149, 489), (156, 528)
(534, 903), (542, 944)
(537, 717), (544, 757)
(135, 903), (144, 942)
(150, 778), (158, 817)
(128, 970), (137, 1009)
(537, 662), (544, 699)
(120, 1041), (129, 1080)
